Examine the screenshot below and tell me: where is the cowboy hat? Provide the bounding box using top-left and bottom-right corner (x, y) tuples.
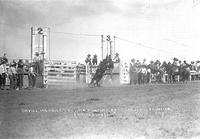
(173, 58), (178, 61)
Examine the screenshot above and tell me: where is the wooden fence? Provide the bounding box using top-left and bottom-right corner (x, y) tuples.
(45, 61), (78, 85)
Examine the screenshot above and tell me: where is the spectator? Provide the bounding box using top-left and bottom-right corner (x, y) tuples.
(12, 60), (17, 67)
(190, 61), (196, 71)
(28, 64), (37, 88)
(142, 59), (147, 66)
(0, 58), (7, 90)
(173, 58), (178, 66)
(92, 54), (98, 65)
(8, 62), (17, 90)
(16, 59), (24, 90)
(135, 60), (141, 68)
(33, 52), (41, 75)
(178, 60), (182, 67)
(155, 60), (161, 69)
(85, 54), (92, 65)
(196, 61), (200, 71)
(2, 53), (8, 64)
(0, 59), (3, 90)
(23, 60), (30, 89)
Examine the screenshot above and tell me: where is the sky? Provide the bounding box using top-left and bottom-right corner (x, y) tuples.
(1, 0), (200, 63)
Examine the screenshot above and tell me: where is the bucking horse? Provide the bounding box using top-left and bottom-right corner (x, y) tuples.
(89, 56), (114, 87)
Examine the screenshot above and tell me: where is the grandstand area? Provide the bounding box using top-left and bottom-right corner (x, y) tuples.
(0, 81), (200, 139)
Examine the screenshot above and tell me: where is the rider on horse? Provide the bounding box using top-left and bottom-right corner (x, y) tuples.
(89, 55), (114, 87)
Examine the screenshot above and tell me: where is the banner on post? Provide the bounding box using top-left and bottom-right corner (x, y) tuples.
(120, 61), (130, 84)
(86, 64), (92, 84)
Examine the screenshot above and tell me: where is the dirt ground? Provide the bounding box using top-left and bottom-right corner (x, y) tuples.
(0, 81), (200, 139)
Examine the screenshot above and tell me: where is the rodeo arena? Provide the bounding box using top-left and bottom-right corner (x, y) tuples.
(1, 27), (200, 139)
(1, 28), (200, 90)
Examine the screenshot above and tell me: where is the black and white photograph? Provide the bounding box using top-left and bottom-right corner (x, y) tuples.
(0, 0), (200, 138)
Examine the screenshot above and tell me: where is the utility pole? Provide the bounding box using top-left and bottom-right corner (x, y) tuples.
(31, 27), (33, 61)
(101, 35), (104, 60)
(42, 34), (46, 88)
(48, 27), (50, 60)
(110, 41), (112, 59)
(113, 36), (116, 58)
(107, 40), (109, 56)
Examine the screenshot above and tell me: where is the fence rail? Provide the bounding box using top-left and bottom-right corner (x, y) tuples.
(45, 63), (78, 85)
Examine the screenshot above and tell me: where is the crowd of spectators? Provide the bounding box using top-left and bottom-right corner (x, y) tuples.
(130, 57), (200, 84)
(0, 53), (39, 90)
(130, 58), (200, 72)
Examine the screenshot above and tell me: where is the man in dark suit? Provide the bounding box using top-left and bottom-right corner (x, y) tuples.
(92, 54), (97, 65)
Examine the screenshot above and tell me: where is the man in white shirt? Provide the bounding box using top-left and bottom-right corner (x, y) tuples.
(0, 63), (3, 89)
(8, 62), (17, 89)
(33, 52), (41, 75)
(28, 65), (37, 88)
(0, 60), (7, 90)
(142, 59), (147, 66)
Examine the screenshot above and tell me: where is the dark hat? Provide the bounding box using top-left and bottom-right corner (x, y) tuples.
(87, 54), (91, 56)
(35, 52), (39, 56)
(173, 57), (178, 61)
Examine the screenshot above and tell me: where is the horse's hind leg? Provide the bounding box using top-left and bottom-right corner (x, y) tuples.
(182, 74), (185, 83)
(170, 76), (173, 83)
(97, 82), (101, 87)
(96, 79), (101, 87)
(93, 79), (98, 87)
(168, 75), (171, 83)
(172, 75), (175, 83)
(89, 78), (96, 87)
